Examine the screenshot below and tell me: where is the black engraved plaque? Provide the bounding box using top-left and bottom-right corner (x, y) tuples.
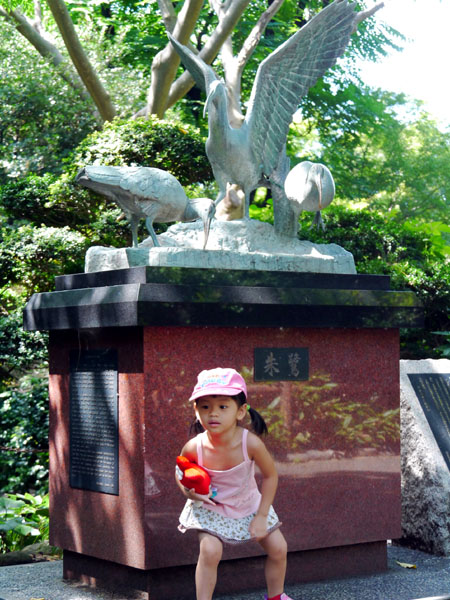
(408, 373), (450, 471)
(254, 348), (309, 381)
(69, 349), (119, 494)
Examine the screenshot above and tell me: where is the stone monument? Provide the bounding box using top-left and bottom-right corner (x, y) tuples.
(399, 359), (450, 556)
(22, 2), (422, 598)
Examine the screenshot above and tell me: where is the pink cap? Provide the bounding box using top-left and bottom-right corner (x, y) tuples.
(189, 368), (247, 402)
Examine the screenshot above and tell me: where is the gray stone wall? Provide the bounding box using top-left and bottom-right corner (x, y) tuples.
(399, 359), (450, 556)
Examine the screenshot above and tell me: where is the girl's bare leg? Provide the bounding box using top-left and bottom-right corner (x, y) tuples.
(196, 532), (223, 600)
(258, 529), (288, 598)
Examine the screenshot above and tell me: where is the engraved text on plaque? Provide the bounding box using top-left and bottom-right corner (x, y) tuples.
(408, 373), (450, 471)
(69, 349), (119, 494)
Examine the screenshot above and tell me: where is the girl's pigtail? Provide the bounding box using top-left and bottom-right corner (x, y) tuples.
(190, 418), (204, 436)
(248, 406), (268, 436)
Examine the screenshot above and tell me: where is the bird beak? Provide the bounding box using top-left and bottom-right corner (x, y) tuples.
(203, 89), (213, 119)
(203, 81), (219, 118)
(202, 208), (214, 250)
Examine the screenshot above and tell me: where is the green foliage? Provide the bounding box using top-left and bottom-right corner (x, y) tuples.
(0, 174), (75, 227)
(0, 173), (127, 248)
(0, 375), (49, 495)
(293, 85), (450, 223)
(0, 493), (49, 553)
(434, 332), (450, 358)
(0, 308), (48, 379)
(298, 204), (450, 358)
(0, 222), (88, 293)
(298, 204), (433, 266)
(67, 117), (212, 185)
(0, 0), (34, 15)
(0, 24), (97, 180)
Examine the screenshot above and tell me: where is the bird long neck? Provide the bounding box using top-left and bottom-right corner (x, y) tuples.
(207, 84), (233, 139)
(183, 200), (200, 222)
(225, 81), (245, 128)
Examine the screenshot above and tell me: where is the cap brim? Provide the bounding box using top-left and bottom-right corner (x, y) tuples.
(189, 386), (246, 402)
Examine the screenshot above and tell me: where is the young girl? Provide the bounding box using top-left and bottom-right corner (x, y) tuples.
(176, 367), (293, 600)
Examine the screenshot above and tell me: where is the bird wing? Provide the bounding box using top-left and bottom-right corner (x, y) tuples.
(168, 33), (220, 94)
(78, 166), (172, 200)
(245, 0), (357, 177)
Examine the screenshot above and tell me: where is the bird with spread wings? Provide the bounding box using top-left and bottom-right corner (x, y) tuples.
(169, 0), (382, 237)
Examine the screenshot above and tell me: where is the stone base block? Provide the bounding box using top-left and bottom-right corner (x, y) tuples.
(85, 244), (356, 275)
(63, 541), (387, 599)
(85, 220), (356, 274)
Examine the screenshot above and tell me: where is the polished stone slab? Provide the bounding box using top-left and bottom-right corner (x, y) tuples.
(48, 325), (402, 580)
(55, 266), (391, 292)
(24, 274), (423, 332)
(62, 541), (388, 599)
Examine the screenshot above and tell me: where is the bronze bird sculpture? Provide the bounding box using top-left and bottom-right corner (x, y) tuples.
(284, 161), (335, 231)
(168, 0), (369, 236)
(75, 166), (215, 249)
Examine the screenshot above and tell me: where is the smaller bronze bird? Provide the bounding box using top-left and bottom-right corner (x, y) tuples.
(75, 166), (215, 249)
(284, 161), (335, 231)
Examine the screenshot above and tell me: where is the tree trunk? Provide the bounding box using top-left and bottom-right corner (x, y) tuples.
(163, 0), (252, 114)
(220, 0), (285, 126)
(146, 0), (204, 117)
(45, 0), (116, 123)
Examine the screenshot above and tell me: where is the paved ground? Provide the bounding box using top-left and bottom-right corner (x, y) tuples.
(0, 545), (449, 600)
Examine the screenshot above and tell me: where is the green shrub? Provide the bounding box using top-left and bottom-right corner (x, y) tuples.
(0, 224), (88, 292)
(0, 375), (49, 495)
(66, 116), (212, 185)
(0, 493), (49, 552)
(297, 204), (450, 358)
(0, 308), (48, 380)
(0, 173), (97, 229)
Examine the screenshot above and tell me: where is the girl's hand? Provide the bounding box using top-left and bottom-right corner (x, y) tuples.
(184, 485), (217, 506)
(249, 514), (268, 540)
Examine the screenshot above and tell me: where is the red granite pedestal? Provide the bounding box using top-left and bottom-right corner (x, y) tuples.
(24, 267), (423, 598)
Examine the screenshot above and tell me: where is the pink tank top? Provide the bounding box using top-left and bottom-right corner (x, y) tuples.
(196, 429), (261, 519)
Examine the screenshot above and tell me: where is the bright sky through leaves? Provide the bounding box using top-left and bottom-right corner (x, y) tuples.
(358, 0), (450, 128)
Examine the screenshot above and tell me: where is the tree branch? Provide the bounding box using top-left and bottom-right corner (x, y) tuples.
(224, 0), (285, 125)
(45, 0), (116, 122)
(0, 6), (99, 119)
(164, 0), (251, 111)
(146, 0), (204, 117)
(235, 0), (284, 72)
(157, 0), (177, 33)
(32, 0), (44, 35)
(352, 2), (384, 34)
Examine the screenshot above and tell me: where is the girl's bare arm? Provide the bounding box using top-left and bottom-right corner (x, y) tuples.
(175, 439), (216, 505)
(247, 433), (279, 539)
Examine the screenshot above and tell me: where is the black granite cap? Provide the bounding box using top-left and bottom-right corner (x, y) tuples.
(55, 266), (392, 291)
(24, 267), (423, 331)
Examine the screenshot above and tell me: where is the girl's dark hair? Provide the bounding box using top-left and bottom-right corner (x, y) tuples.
(190, 392), (268, 436)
